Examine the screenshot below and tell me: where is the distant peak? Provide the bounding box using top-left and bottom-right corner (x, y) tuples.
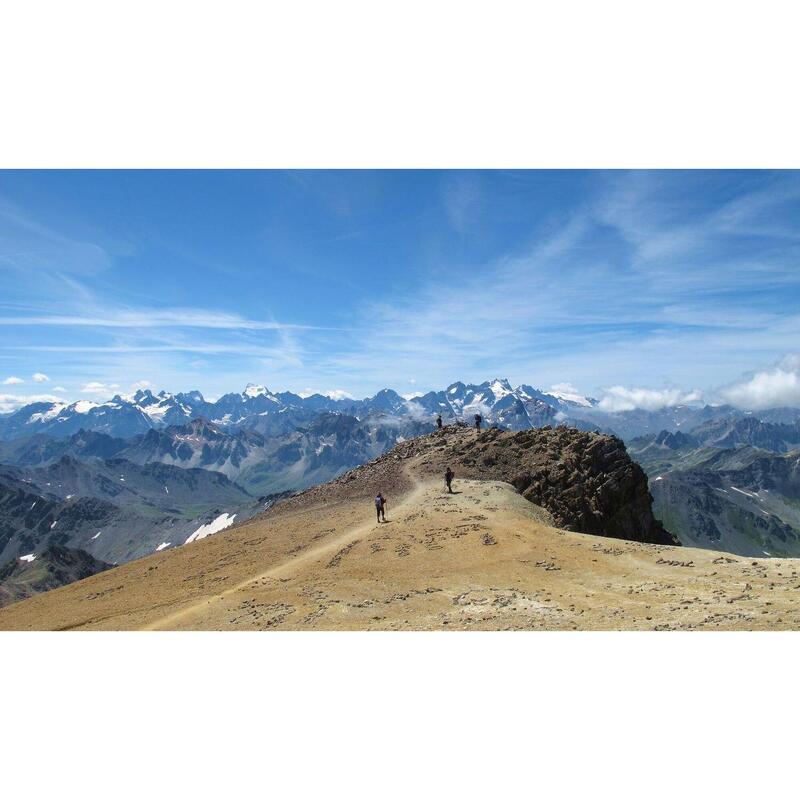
(243, 384), (270, 398)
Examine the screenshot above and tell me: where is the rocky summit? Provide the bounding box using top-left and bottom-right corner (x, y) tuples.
(339, 425), (677, 545)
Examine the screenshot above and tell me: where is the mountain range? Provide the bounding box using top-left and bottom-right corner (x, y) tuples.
(0, 379), (731, 439)
(6, 378), (798, 444)
(630, 416), (800, 557)
(0, 454), (289, 567)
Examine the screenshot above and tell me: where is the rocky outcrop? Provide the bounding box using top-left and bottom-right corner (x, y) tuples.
(418, 426), (677, 545)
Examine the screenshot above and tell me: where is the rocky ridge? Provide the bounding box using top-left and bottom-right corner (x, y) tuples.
(269, 425), (676, 546)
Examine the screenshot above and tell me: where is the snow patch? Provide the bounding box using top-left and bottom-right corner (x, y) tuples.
(50, 520), (58, 529)
(27, 403), (68, 424)
(731, 486), (761, 501)
(185, 512), (237, 544)
(73, 400), (99, 414)
(91, 531), (102, 540)
(155, 542), (171, 551)
(19, 553), (36, 563)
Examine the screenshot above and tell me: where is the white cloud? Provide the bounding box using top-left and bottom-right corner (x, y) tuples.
(131, 380), (154, 390)
(597, 386), (703, 412)
(2, 376), (24, 385)
(31, 372), (50, 382)
(81, 381), (119, 395)
(718, 358), (800, 410)
(402, 392), (424, 400)
(297, 388), (354, 400)
(53, 386), (66, 393)
(0, 393), (63, 414)
(402, 400), (431, 421)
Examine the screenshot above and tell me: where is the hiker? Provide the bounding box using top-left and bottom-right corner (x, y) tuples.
(436, 414), (443, 429)
(375, 492), (386, 523)
(444, 466), (454, 493)
(474, 412), (482, 431)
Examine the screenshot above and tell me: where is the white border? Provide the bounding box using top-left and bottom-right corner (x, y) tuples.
(3, 632), (799, 798)
(0, 1), (798, 167)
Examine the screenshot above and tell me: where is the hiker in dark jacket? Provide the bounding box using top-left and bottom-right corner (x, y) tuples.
(444, 467), (454, 493)
(436, 414), (443, 429)
(474, 413), (482, 431)
(375, 492), (386, 523)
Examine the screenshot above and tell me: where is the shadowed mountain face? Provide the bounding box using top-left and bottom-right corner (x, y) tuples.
(631, 421), (800, 557)
(0, 458), (257, 566)
(0, 545), (111, 608)
(0, 414), (433, 496)
(690, 416), (800, 452)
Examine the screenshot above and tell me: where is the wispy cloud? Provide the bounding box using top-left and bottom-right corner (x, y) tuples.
(0, 194), (114, 276)
(0, 393), (64, 414)
(81, 381), (120, 394)
(0, 309), (320, 331)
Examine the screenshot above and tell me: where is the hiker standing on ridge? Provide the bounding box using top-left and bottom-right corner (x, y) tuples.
(444, 466), (454, 493)
(375, 492), (386, 523)
(474, 413), (482, 431)
(436, 414), (443, 429)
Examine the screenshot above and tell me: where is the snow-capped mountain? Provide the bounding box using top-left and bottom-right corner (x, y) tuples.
(2, 378), (590, 439)
(1, 377), (746, 443)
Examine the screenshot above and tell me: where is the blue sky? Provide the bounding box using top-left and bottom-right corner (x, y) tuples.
(1, 169), (800, 412)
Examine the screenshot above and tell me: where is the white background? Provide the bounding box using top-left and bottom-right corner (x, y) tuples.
(2, 1), (799, 798)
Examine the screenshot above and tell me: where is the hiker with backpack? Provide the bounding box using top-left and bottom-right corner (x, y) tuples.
(436, 414), (443, 429)
(474, 413), (482, 431)
(375, 492), (387, 523)
(444, 466), (454, 493)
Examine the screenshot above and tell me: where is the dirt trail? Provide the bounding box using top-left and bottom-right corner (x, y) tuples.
(140, 471), (429, 630)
